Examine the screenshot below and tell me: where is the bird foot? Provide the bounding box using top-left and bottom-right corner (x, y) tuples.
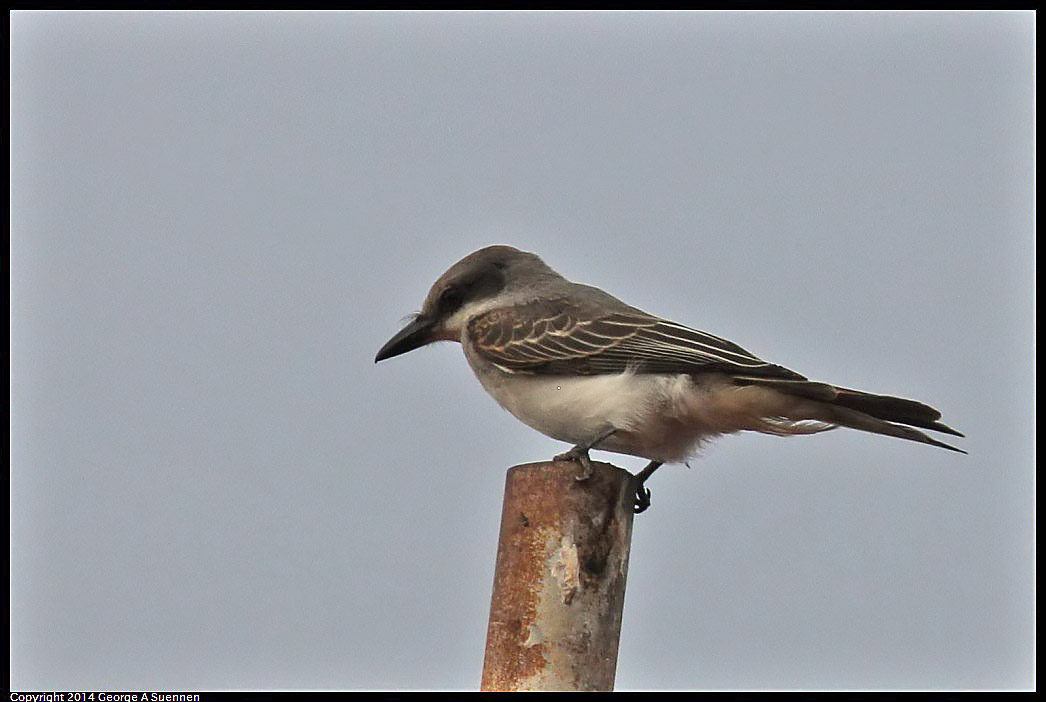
(553, 429), (617, 482)
(631, 460), (663, 514)
(553, 446), (594, 481)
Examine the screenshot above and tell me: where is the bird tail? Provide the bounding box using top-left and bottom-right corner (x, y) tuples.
(731, 377), (966, 453)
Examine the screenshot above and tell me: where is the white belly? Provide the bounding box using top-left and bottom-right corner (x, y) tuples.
(463, 342), (714, 461)
(480, 369), (663, 443)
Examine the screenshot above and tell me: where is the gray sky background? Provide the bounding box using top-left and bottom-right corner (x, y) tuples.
(10, 11), (1035, 691)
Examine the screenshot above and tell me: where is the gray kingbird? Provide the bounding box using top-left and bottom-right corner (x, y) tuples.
(375, 245), (963, 512)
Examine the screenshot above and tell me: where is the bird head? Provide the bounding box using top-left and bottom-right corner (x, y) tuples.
(374, 245), (549, 362)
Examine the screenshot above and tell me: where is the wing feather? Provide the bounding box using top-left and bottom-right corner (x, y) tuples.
(468, 300), (804, 379)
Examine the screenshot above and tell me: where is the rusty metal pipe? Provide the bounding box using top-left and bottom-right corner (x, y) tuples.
(481, 460), (636, 692)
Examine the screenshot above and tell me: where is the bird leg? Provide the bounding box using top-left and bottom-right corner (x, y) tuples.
(553, 428), (617, 482)
(632, 460), (663, 514)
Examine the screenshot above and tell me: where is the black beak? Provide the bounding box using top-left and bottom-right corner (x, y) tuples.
(375, 315), (438, 363)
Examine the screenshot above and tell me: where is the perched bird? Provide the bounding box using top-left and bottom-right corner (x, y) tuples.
(375, 245), (963, 512)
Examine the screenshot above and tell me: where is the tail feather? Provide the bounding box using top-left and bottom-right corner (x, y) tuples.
(815, 403), (966, 454)
(831, 387), (965, 437)
(732, 376), (965, 453)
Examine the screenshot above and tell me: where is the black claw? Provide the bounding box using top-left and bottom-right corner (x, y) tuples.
(633, 486), (651, 514)
(631, 459), (661, 514)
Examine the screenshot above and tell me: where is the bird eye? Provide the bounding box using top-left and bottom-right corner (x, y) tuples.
(440, 286), (464, 309)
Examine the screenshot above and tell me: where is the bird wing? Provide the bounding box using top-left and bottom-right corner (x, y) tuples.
(468, 299), (805, 379)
